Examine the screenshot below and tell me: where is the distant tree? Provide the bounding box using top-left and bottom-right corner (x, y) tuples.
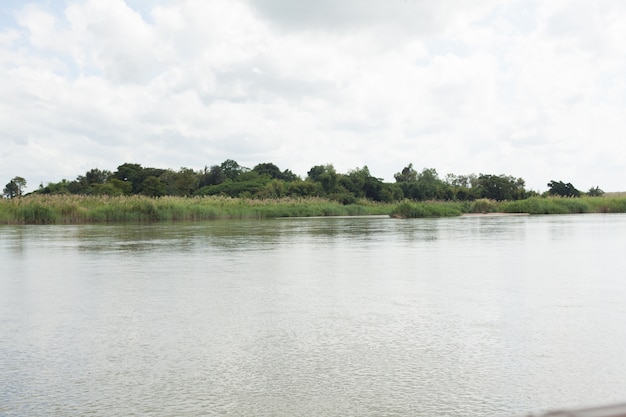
(3, 176), (27, 198)
(197, 171), (269, 198)
(68, 168), (113, 194)
(548, 180), (580, 197)
(382, 183), (404, 202)
(252, 162), (283, 180)
(141, 176), (166, 197)
(93, 178), (131, 196)
(113, 163), (145, 194)
(395, 167), (447, 200)
(37, 179), (70, 195)
(257, 179), (286, 198)
(587, 186), (604, 197)
(444, 173), (474, 200)
(307, 164), (337, 194)
(281, 169), (299, 182)
(173, 167), (200, 196)
(476, 174), (526, 201)
(445, 173), (470, 188)
(343, 166), (369, 198)
(200, 165), (226, 187)
(83, 168), (111, 185)
(157, 170), (178, 195)
(307, 165), (326, 182)
(220, 159), (247, 180)
(284, 179), (319, 197)
(415, 168), (444, 200)
(343, 166), (386, 201)
(394, 163), (418, 183)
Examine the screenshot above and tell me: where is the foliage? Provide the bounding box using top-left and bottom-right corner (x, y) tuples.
(221, 159), (247, 180)
(3, 176), (27, 198)
(587, 186), (604, 197)
(252, 162), (290, 180)
(307, 164), (338, 194)
(18, 159), (614, 213)
(394, 163), (418, 183)
(475, 174), (526, 201)
(3, 194), (626, 224)
(547, 180), (581, 197)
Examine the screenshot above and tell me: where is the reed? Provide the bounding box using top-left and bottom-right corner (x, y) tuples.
(499, 196), (626, 214)
(0, 195), (394, 224)
(3, 195), (626, 224)
(390, 201), (465, 218)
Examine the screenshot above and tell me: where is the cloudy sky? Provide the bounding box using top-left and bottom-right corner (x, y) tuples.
(1, 0), (625, 192)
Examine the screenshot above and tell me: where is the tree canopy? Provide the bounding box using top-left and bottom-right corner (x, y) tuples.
(4, 159), (599, 204)
(547, 180), (581, 197)
(3, 176), (27, 199)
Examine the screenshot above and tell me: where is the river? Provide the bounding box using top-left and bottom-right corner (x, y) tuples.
(1, 214), (625, 416)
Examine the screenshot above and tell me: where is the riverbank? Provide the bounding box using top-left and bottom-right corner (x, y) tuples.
(1, 194), (626, 224)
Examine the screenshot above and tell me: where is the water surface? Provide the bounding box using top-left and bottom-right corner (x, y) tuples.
(1, 214), (625, 416)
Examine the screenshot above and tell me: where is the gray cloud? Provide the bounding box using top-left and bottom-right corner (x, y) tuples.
(244, 0), (498, 35)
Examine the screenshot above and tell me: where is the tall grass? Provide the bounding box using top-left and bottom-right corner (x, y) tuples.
(2, 195), (626, 224)
(0, 195), (393, 224)
(390, 201), (464, 218)
(499, 196), (626, 214)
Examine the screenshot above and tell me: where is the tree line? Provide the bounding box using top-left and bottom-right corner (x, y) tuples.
(4, 160), (603, 202)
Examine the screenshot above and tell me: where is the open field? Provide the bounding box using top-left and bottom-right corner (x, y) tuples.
(1, 194), (626, 224)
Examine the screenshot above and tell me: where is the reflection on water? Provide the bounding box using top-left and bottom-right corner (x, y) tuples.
(1, 214), (626, 416)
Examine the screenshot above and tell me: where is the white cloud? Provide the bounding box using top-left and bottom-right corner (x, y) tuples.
(1, 0), (626, 192)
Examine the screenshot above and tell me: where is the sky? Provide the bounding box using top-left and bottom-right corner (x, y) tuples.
(1, 0), (625, 192)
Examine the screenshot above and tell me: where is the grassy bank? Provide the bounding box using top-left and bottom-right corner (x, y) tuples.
(0, 195), (393, 224)
(389, 196), (626, 217)
(498, 196), (626, 214)
(2, 195), (626, 224)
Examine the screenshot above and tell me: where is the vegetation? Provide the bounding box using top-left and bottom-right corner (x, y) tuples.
(1, 194), (625, 224)
(0, 195), (392, 224)
(18, 160), (539, 203)
(500, 196), (626, 215)
(3, 176), (27, 199)
(2, 159), (623, 223)
(547, 180), (582, 198)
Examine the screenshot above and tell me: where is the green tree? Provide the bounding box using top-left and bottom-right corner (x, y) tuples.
(547, 180), (580, 197)
(84, 168), (111, 185)
(173, 167), (200, 196)
(93, 178), (131, 196)
(113, 163), (146, 194)
(415, 168), (444, 200)
(395, 167), (447, 200)
(141, 176), (166, 197)
(3, 176), (27, 198)
(252, 162), (283, 180)
(307, 164), (337, 194)
(343, 166), (385, 201)
(476, 174), (526, 201)
(285, 180), (320, 197)
(220, 159), (247, 180)
(200, 165), (226, 187)
(37, 179), (70, 195)
(281, 169), (299, 182)
(394, 163), (418, 183)
(587, 186), (604, 197)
